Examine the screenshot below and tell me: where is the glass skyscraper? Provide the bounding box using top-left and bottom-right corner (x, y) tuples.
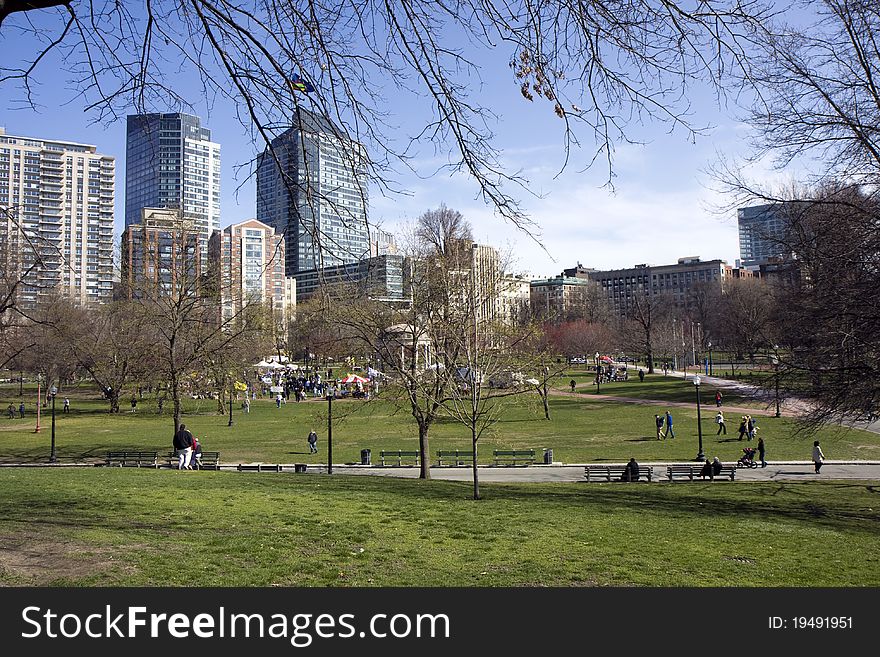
(737, 203), (791, 268)
(256, 108), (369, 280)
(125, 113), (220, 271)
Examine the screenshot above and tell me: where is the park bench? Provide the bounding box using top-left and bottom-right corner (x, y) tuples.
(165, 451), (221, 470)
(583, 464), (654, 482)
(236, 463), (284, 472)
(493, 448), (536, 466)
(105, 451), (159, 468)
(437, 449), (475, 466)
(379, 450), (421, 466)
(667, 463), (736, 482)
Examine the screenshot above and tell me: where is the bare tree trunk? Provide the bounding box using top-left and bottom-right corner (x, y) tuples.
(109, 392), (120, 414)
(472, 430), (480, 500)
(418, 422), (431, 480)
(541, 382), (551, 420)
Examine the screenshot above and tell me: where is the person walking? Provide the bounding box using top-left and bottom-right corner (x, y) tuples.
(737, 416), (748, 441)
(757, 436), (767, 468)
(812, 440), (825, 474)
(655, 414), (665, 440)
(307, 429), (318, 454)
(715, 390), (723, 407)
(664, 410), (675, 439)
(173, 423), (194, 470)
(130, 396), (137, 413)
(715, 410), (727, 435)
(242, 397), (250, 414)
(63, 397), (70, 413)
(638, 369), (645, 383)
(18, 402), (25, 419)
(747, 415), (757, 441)
(569, 379), (576, 393)
(6, 404), (15, 419)
(276, 392), (283, 408)
(190, 435), (203, 470)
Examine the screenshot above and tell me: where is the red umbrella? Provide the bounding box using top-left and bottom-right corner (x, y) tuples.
(599, 355), (614, 363)
(341, 374), (369, 384)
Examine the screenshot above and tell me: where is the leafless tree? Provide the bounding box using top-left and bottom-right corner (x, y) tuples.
(621, 290), (671, 374)
(2, 0), (771, 249)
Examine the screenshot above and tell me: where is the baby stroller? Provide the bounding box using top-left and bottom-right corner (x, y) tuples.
(737, 447), (758, 468)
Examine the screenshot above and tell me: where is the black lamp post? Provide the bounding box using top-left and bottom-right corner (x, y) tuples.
(595, 351), (601, 394)
(326, 389), (334, 475)
(772, 346), (781, 418)
(228, 379), (234, 427)
(693, 376), (704, 461)
(49, 385), (58, 463)
(708, 341), (713, 376)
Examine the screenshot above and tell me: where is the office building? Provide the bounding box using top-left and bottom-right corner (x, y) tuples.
(0, 127), (115, 307)
(737, 203), (792, 268)
(588, 257), (735, 314)
(256, 108), (369, 281)
(295, 254), (406, 302)
(125, 113), (220, 270)
(208, 219), (295, 322)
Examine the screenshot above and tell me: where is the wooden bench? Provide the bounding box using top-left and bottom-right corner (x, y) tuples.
(236, 463), (283, 472)
(667, 463), (736, 482)
(493, 449), (536, 466)
(379, 450), (421, 466)
(437, 450), (475, 466)
(106, 451), (159, 468)
(584, 464), (654, 482)
(166, 451), (220, 470)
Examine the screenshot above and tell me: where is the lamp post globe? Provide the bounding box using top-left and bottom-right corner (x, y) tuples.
(595, 351), (601, 394)
(693, 376), (704, 461)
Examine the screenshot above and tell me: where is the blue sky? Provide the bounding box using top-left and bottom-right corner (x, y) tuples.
(0, 6), (782, 278)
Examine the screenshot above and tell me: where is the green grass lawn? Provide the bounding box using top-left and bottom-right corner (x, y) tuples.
(1, 380), (877, 465)
(0, 468), (877, 586)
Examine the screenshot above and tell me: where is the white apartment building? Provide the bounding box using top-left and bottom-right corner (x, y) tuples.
(0, 127), (115, 307)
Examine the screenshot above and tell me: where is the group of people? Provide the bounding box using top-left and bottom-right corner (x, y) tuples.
(6, 402), (24, 419)
(737, 415), (759, 441)
(654, 411), (675, 439)
(699, 456), (725, 478)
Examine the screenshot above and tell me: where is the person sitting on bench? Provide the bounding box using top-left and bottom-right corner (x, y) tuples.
(620, 457), (640, 482)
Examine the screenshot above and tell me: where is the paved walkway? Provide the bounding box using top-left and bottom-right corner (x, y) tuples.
(287, 462), (880, 482)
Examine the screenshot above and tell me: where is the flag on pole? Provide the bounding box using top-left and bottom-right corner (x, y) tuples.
(290, 73), (314, 93)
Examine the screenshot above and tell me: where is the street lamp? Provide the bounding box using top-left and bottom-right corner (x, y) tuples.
(326, 388), (334, 475)
(772, 346), (781, 418)
(34, 374), (42, 434)
(693, 375), (705, 461)
(228, 379), (234, 427)
(708, 341), (713, 376)
(595, 352), (601, 394)
(49, 385), (58, 463)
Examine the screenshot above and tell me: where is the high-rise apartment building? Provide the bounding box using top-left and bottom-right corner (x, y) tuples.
(121, 207), (201, 298)
(256, 108), (369, 281)
(208, 219), (295, 322)
(125, 113), (220, 271)
(737, 203), (791, 268)
(0, 127), (115, 307)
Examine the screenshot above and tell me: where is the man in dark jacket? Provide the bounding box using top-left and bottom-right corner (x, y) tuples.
(173, 424), (194, 470)
(621, 457), (640, 482)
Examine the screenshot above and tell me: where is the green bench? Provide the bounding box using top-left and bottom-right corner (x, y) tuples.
(166, 451), (221, 470)
(106, 451), (159, 468)
(667, 463), (736, 481)
(584, 464), (654, 482)
(437, 450), (475, 466)
(493, 449), (536, 466)
(379, 450), (421, 466)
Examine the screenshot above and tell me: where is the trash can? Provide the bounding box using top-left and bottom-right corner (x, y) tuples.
(543, 448), (553, 465)
(294, 463), (307, 473)
(361, 449), (371, 466)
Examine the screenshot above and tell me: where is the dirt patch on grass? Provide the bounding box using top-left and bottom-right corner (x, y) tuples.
(0, 529), (122, 585)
